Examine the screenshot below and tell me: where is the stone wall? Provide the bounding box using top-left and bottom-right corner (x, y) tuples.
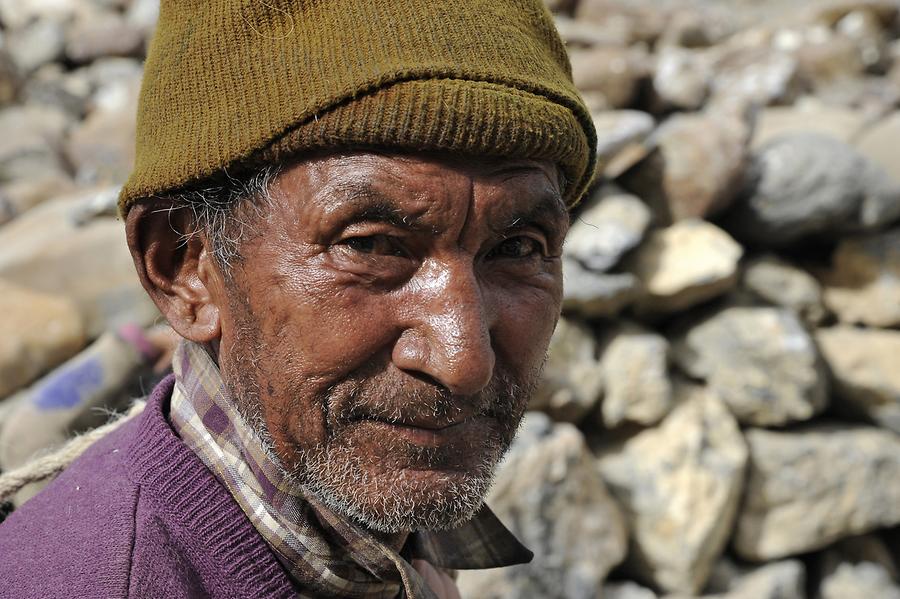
(0, 0), (898, 597)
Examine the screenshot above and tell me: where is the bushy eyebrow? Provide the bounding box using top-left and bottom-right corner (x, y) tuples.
(495, 193), (569, 236)
(324, 181), (431, 231)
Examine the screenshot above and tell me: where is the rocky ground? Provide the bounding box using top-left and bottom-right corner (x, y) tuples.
(0, 0), (899, 597)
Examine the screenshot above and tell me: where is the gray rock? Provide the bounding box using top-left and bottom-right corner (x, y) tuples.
(0, 189), (160, 338)
(734, 425), (900, 560)
(0, 0), (88, 29)
(742, 254), (826, 326)
(820, 562), (900, 599)
(0, 280), (85, 399)
(599, 324), (672, 428)
(562, 259), (640, 319)
(725, 133), (900, 245)
(64, 74), (141, 184)
(820, 534), (900, 599)
(457, 413), (628, 599)
(598, 382), (747, 595)
(709, 45), (801, 107)
(817, 326), (900, 433)
(821, 228), (900, 328)
(592, 110), (655, 177)
(0, 105), (71, 183)
(653, 47), (712, 110)
(65, 13), (146, 64)
(673, 306), (827, 427)
(0, 49), (20, 107)
(627, 220), (743, 314)
(566, 188), (651, 273)
(21, 62), (92, 118)
(5, 19), (65, 74)
(621, 112), (750, 224)
(531, 317), (604, 423)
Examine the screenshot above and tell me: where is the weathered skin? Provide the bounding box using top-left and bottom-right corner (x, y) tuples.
(125, 152), (567, 558)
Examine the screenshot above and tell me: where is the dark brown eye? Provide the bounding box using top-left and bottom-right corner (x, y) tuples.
(488, 236), (543, 260)
(341, 235), (405, 256)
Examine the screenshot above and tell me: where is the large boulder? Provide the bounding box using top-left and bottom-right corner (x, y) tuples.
(734, 425), (900, 560)
(457, 413), (628, 599)
(817, 326), (900, 433)
(598, 382), (747, 594)
(531, 317), (604, 423)
(724, 133), (900, 246)
(821, 229), (900, 328)
(673, 306), (828, 426)
(592, 110), (655, 179)
(0, 280), (85, 399)
(598, 324), (672, 428)
(626, 220), (742, 314)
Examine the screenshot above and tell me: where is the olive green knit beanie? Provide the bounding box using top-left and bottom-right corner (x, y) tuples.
(119, 0), (596, 214)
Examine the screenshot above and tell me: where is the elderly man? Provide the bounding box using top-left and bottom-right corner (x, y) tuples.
(0, 0), (595, 597)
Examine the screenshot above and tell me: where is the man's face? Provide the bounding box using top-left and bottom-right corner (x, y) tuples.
(216, 152), (567, 533)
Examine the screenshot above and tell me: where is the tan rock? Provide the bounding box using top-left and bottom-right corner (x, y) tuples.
(627, 220), (742, 314)
(753, 98), (869, 149)
(531, 317), (604, 423)
(0, 280), (85, 398)
(734, 425), (900, 560)
(570, 45), (647, 109)
(598, 382), (747, 594)
(673, 306), (827, 426)
(620, 112), (750, 224)
(817, 326), (900, 433)
(457, 414), (627, 599)
(822, 229), (900, 328)
(742, 254), (826, 326)
(599, 324), (672, 428)
(0, 190), (159, 338)
(856, 111), (900, 186)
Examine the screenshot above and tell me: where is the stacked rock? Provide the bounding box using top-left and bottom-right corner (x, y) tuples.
(459, 1), (900, 597)
(0, 0), (898, 597)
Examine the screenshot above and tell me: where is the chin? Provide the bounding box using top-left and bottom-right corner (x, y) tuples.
(290, 439), (503, 533)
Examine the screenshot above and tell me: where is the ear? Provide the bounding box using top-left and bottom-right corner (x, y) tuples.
(125, 202), (224, 343)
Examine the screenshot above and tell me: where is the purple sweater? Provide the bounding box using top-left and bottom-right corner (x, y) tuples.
(0, 375), (297, 598)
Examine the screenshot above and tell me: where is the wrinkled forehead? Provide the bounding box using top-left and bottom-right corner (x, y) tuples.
(272, 151), (568, 232)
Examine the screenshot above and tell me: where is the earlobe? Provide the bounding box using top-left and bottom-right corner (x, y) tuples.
(125, 202), (223, 343)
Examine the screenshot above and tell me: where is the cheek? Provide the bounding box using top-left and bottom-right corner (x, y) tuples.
(491, 279), (562, 375)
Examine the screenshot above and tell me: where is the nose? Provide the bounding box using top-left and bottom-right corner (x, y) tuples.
(392, 262), (495, 396)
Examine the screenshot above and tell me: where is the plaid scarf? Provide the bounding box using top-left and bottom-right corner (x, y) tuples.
(169, 340), (531, 598)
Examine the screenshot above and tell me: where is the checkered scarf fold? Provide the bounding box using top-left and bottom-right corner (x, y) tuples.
(169, 341), (530, 598)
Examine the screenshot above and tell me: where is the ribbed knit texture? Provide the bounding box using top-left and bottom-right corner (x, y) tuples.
(119, 0), (596, 213)
(0, 375), (296, 598)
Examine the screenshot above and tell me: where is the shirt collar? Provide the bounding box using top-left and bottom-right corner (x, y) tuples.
(169, 340), (531, 598)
